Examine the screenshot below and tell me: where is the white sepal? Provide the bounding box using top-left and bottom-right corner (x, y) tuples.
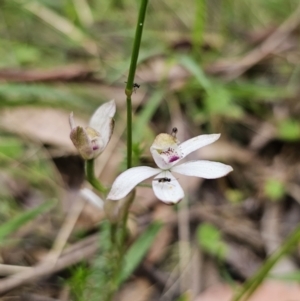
(152, 171), (184, 204)
(171, 160), (233, 179)
(107, 166), (161, 200)
(80, 188), (104, 209)
(89, 99), (116, 150)
(180, 134), (221, 159)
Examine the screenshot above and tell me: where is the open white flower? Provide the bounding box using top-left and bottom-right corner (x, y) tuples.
(108, 132), (233, 204)
(69, 100), (116, 160)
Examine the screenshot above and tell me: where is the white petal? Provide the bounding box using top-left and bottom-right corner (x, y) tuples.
(107, 166), (161, 200)
(89, 99), (116, 148)
(80, 188), (104, 209)
(180, 134), (221, 159)
(89, 99), (116, 128)
(152, 171), (184, 204)
(171, 160), (233, 179)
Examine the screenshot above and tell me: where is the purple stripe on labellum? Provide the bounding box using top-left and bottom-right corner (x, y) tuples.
(169, 155), (180, 163)
(160, 147), (182, 164)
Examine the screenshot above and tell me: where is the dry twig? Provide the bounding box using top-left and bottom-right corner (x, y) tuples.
(0, 235), (98, 295)
(163, 205), (264, 253)
(44, 197), (86, 265)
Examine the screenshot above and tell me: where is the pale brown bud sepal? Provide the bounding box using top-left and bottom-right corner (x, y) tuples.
(69, 100), (116, 160)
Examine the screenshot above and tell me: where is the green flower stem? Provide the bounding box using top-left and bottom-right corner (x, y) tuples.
(125, 0), (149, 169)
(231, 224), (300, 301)
(105, 192), (136, 300)
(126, 96), (133, 169)
(85, 159), (106, 193)
(120, 190), (136, 247)
(104, 2), (149, 299)
(105, 223), (119, 301)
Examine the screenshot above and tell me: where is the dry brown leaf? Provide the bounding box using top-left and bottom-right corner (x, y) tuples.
(136, 56), (189, 89)
(147, 226), (172, 264)
(116, 278), (153, 301)
(249, 122), (277, 151)
(0, 107), (85, 153)
(146, 204), (174, 264)
(225, 242), (262, 278)
(197, 140), (253, 164)
(76, 201), (105, 230)
(195, 283), (232, 301)
(195, 281), (300, 301)
(261, 202), (297, 275)
(132, 186), (159, 214)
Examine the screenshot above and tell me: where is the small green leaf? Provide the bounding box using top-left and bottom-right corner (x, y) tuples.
(226, 189), (244, 204)
(0, 201), (55, 245)
(264, 178), (285, 201)
(277, 119), (300, 141)
(0, 137), (24, 159)
(270, 271), (300, 282)
(180, 56), (242, 118)
(180, 56), (211, 91)
(196, 223), (227, 258)
(119, 222), (162, 284)
(176, 292), (191, 301)
(204, 85), (243, 118)
(14, 44), (41, 65)
(227, 82), (293, 101)
(68, 264), (90, 300)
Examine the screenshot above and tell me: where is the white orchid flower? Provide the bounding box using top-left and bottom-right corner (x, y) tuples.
(107, 132), (233, 204)
(69, 99), (116, 160)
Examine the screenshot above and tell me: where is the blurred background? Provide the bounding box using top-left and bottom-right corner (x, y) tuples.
(1, 0), (300, 300)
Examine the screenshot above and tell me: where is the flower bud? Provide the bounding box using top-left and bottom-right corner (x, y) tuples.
(69, 100), (116, 160)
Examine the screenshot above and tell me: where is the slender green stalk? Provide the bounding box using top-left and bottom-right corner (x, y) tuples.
(126, 96), (133, 169)
(85, 159), (106, 193)
(125, 0), (149, 169)
(107, 191), (136, 299)
(104, 223), (120, 301)
(104, 2), (150, 299)
(120, 190), (136, 247)
(231, 224), (300, 301)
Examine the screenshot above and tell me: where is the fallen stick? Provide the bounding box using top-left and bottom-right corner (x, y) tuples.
(163, 205), (264, 253)
(44, 198), (86, 266)
(0, 236), (98, 295)
(0, 264), (31, 276)
(21, 293), (61, 301)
